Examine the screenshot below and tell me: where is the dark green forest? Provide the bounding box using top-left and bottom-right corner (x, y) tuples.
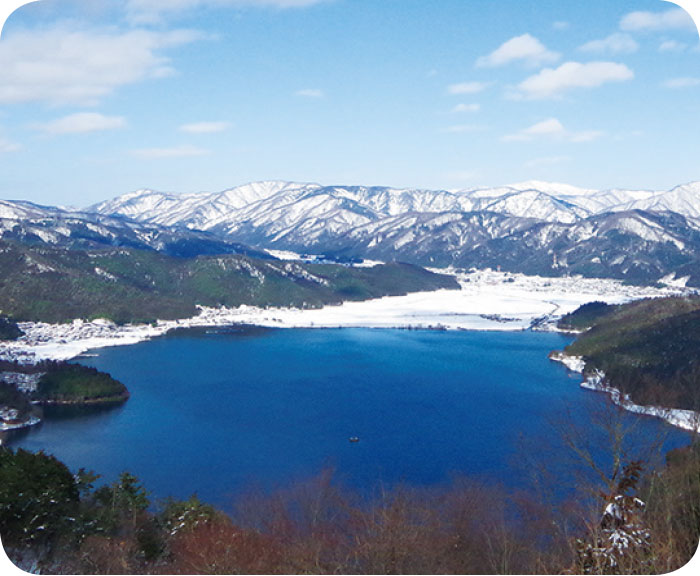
(563, 296), (700, 412)
(0, 240), (458, 324)
(0, 317), (22, 341)
(0, 382), (32, 420)
(33, 363), (129, 404)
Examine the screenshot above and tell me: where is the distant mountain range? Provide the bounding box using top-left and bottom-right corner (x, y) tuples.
(0, 199), (268, 259)
(90, 180), (700, 228)
(2, 180), (700, 286)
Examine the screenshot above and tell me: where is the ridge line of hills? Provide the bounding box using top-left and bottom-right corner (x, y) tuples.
(2, 179), (700, 287)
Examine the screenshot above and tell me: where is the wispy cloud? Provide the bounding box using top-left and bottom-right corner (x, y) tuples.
(620, 8), (696, 32)
(452, 103), (480, 113)
(447, 82), (489, 95)
(663, 77), (700, 88)
(295, 88), (325, 98)
(132, 145), (210, 158)
(36, 112), (126, 135)
(579, 33), (639, 55)
(476, 34), (559, 68)
(179, 121), (230, 133)
(0, 138), (21, 153)
(658, 40), (687, 53)
(503, 118), (602, 143)
(503, 118), (565, 141)
(552, 21), (570, 31)
(514, 61), (633, 100)
(126, 0), (329, 24)
(0, 26), (200, 106)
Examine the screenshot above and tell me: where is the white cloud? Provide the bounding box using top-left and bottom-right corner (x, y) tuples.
(132, 145), (210, 158)
(295, 88), (324, 98)
(620, 8), (696, 32)
(0, 26), (200, 106)
(579, 33), (639, 55)
(503, 118), (603, 143)
(515, 61), (634, 99)
(663, 77), (700, 88)
(659, 40), (687, 52)
(452, 103), (480, 113)
(553, 21), (570, 31)
(448, 82), (489, 95)
(179, 121), (230, 133)
(36, 112), (126, 135)
(476, 34), (560, 68)
(126, 0), (328, 24)
(503, 118), (564, 141)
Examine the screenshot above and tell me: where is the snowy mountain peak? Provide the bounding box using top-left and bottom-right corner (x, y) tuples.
(5, 179), (700, 288)
(672, 181), (700, 193)
(88, 179), (700, 250)
(0, 199), (56, 220)
(215, 181), (320, 209)
(616, 182), (700, 219)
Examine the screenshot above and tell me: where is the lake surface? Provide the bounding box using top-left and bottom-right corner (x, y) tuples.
(6, 328), (690, 508)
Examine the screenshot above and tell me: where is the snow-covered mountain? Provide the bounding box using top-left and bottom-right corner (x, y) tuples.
(611, 182), (700, 219)
(87, 179), (700, 251)
(91, 180), (700, 232)
(0, 199), (268, 259)
(0, 199), (58, 221)
(92, 181), (316, 231)
(4, 179), (700, 286)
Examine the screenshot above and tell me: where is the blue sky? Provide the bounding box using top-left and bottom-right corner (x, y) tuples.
(0, 0), (698, 206)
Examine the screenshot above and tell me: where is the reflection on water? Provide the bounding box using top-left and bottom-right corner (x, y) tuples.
(2, 402), (125, 445)
(41, 402), (127, 421)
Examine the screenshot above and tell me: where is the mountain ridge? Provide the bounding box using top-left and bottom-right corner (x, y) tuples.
(90, 179), (700, 227)
(3, 179), (700, 287)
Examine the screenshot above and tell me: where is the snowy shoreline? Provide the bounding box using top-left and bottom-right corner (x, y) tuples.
(550, 353), (700, 433)
(0, 269), (689, 365)
(0, 415), (41, 432)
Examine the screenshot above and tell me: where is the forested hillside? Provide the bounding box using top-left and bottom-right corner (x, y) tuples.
(563, 296), (700, 411)
(0, 240), (458, 324)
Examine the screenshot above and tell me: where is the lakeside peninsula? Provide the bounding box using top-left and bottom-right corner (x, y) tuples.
(1, 361), (128, 432)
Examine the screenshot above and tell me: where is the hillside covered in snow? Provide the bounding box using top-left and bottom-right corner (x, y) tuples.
(90, 180), (700, 287)
(2, 179), (700, 287)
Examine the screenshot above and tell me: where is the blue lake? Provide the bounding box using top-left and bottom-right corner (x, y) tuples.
(6, 328), (691, 508)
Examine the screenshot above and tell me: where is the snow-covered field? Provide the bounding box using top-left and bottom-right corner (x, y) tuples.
(0, 270), (688, 364)
(204, 269), (684, 331)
